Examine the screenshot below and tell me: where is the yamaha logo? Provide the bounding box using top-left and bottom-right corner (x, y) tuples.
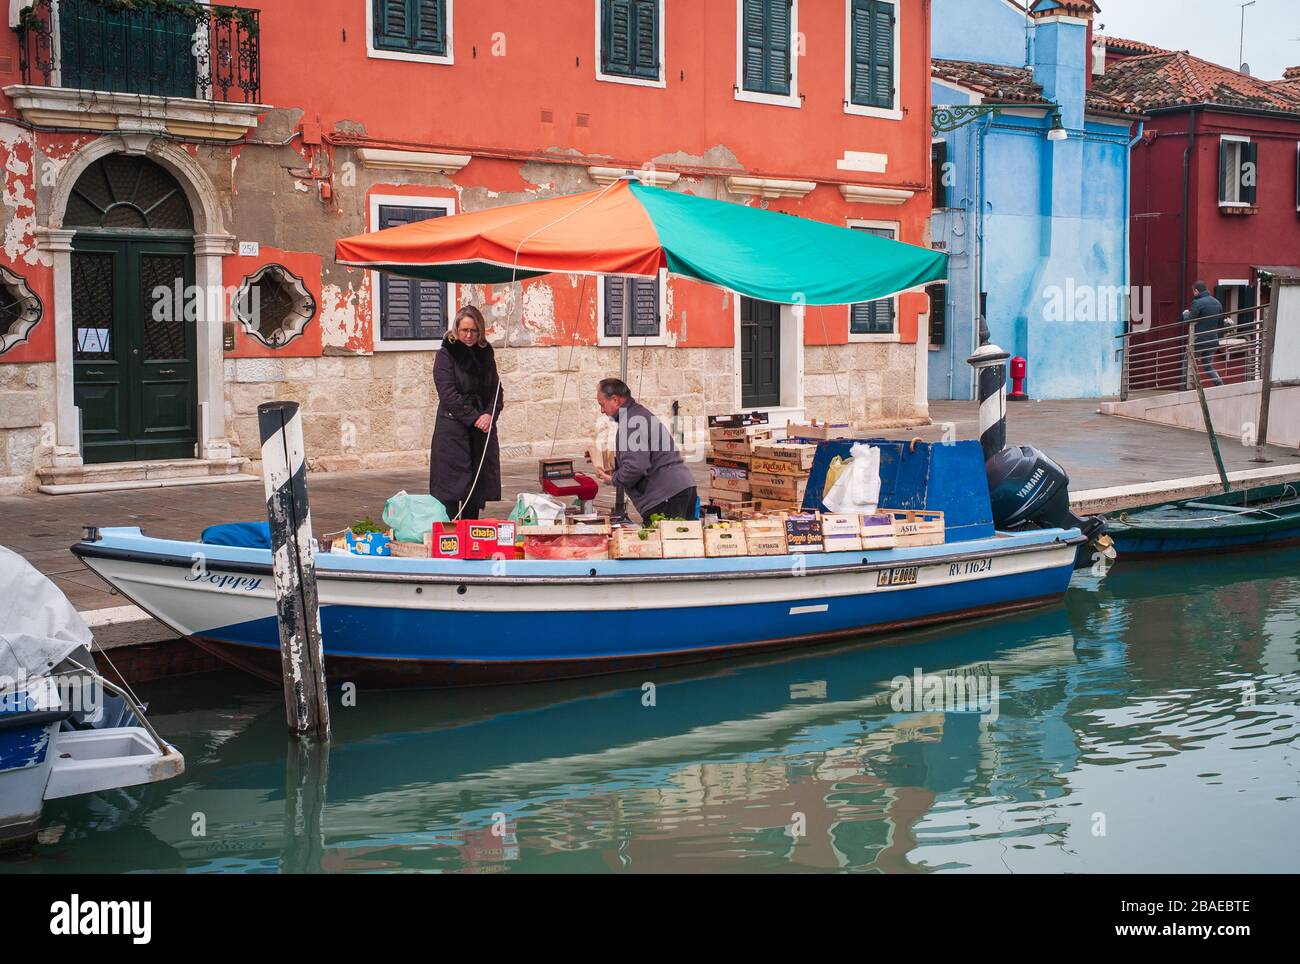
(1016, 468), (1045, 499)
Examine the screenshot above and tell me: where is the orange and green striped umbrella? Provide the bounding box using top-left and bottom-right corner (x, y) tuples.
(336, 179), (946, 306)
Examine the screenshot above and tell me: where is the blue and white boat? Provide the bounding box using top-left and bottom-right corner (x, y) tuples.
(0, 547), (184, 851)
(71, 440), (1094, 688)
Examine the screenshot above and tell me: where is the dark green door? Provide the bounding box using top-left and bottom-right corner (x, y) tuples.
(740, 297), (781, 408)
(73, 238), (197, 464)
(58, 0), (199, 98)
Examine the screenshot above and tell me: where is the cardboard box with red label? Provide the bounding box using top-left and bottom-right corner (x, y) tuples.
(431, 519), (518, 560)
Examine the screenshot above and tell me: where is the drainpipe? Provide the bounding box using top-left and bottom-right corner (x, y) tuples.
(1179, 108), (1200, 315)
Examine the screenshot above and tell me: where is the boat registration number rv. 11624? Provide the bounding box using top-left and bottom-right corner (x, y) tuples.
(877, 566), (919, 587)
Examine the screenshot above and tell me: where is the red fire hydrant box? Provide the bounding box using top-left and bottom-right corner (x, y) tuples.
(431, 520), (517, 560)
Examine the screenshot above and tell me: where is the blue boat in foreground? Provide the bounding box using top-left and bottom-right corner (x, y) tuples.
(71, 440), (1093, 688)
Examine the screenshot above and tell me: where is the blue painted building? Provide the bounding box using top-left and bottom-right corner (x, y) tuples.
(928, 0), (1142, 400)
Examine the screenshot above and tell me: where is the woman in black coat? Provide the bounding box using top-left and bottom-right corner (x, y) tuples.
(430, 305), (503, 520)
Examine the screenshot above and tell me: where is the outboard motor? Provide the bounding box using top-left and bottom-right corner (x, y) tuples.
(986, 444), (1114, 567)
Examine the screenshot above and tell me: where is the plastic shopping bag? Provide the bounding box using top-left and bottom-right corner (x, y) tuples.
(383, 490), (451, 543)
(822, 443), (881, 514)
(510, 492), (567, 525)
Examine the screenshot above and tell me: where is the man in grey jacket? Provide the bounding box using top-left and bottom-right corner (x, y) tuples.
(1183, 281), (1225, 387)
(593, 378), (697, 521)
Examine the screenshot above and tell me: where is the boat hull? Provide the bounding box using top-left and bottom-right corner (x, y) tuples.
(1108, 483), (1300, 559)
(74, 527), (1081, 687)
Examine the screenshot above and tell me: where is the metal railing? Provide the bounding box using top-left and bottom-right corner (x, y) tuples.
(1117, 304), (1266, 401)
(15, 0), (261, 104)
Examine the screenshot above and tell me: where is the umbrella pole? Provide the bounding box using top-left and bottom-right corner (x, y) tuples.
(613, 278), (630, 519)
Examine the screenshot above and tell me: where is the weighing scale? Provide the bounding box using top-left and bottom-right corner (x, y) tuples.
(538, 458), (599, 514)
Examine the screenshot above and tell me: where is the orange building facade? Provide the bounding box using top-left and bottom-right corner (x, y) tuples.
(0, 0), (935, 492)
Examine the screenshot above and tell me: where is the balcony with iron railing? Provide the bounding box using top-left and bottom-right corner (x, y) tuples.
(1117, 305), (1267, 401)
(7, 0), (265, 141)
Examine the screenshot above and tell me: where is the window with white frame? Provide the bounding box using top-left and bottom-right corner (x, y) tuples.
(369, 195), (456, 350)
(1219, 135), (1257, 207)
(849, 223), (897, 337)
(598, 273), (668, 345)
(845, 0), (898, 117)
(369, 0), (453, 64)
(737, 0), (798, 107)
(597, 0), (664, 87)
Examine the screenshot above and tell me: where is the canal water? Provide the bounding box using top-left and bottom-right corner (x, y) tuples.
(5, 550), (1299, 874)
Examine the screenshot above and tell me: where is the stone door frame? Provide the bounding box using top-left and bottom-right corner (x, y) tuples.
(37, 133), (235, 468)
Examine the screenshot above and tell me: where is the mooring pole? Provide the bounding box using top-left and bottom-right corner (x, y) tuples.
(967, 342), (1012, 462)
(257, 400), (331, 740)
(1251, 277), (1281, 463)
(1185, 337), (1232, 493)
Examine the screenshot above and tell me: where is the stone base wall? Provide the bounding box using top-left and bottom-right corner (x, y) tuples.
(0, 362), (55, 495)
(803, 342), (927, 427)
(227, 345), (738, 474)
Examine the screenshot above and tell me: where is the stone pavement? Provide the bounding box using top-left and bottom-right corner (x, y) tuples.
(2, 398), (1297, 613)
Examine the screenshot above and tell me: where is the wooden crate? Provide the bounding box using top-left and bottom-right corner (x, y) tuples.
(786, 419), (851, 441)
(708, 471), (751, 493)
(709, 424), (773, 443)
(707, 454), (750, 471)
(708, 489), (752, 506)
(389, 532), (432, 558)
(751, 441), (818, 473)
(658, 519), (705, 558)
(523, 518), (612, 537)
(821, 513), (863, 552)
(609, 526), (663, 559)
(707, 411), (770, 429)
(860, 514), (898, 550)
(742, 517), (788, 555)
(750, 472), (808, 503)
(710, 433), (772, 457)
(884, 509), (945, 547)
(784, 514), (824, 553)
(703, 525), (748, 557)
(755, 497), (803, 513)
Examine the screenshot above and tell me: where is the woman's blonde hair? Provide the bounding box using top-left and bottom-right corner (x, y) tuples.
(450, 305), (487, 346)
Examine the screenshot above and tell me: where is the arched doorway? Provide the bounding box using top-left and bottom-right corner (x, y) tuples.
(66, 154), (197, 463)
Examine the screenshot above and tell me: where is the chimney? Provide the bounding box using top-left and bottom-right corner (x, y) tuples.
(1030, 0), (1095, 128)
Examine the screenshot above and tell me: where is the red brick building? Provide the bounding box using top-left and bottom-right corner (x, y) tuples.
(0, 0), (938, 493)
(1094, 38), (1300, 388)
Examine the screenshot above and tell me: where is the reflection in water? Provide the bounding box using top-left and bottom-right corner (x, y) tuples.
(7, 550), (1300, 874)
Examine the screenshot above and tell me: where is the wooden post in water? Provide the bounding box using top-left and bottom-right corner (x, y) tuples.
(1252, 277), (1281, 463)
(1185, 337), (1232, 494)
(258, 400), (331, 740)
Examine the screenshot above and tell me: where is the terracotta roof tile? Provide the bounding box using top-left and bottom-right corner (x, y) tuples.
(932, 59), (1142, 117)
(1094, 50), (1300, 114)
(1101, 36), (1168, 57)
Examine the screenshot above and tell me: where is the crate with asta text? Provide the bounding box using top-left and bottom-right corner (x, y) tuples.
(657, 519), (706, 558)
(884, 509), (945, 547)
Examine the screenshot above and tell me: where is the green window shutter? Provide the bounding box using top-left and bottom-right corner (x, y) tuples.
(602, 0), (659, 79)
(1219, 139), (1232, 203)
(378, 205), (448, 340)
(851, 0), (895, 109)
(374, 0), (446, 56)
(605, 277), (660, 338)
(849, 226), (897, 335)
(1241, 141), (1258, 206)
(742, 0), (791, 96)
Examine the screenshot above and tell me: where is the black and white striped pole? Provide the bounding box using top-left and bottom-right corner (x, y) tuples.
(967, 342), (1011, 461)
(257, 400), (330, 740)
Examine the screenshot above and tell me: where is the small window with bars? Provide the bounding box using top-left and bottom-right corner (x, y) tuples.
(847, 0), (896, 112)
(372, 0), (449, 58)
(600, 0), (661, 82)
(376, 203), (450, 344)
(740, 0), (793, 97)
(602, 275), (663, 342)
(849, 225), (897, 336)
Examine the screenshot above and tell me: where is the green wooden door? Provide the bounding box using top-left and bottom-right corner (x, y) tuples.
(741, 297), (781, 408)
(73, 237), (197, 464)
(58, 0), (199, 98)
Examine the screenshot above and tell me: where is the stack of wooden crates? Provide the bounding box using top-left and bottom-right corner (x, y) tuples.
(748, 440), (818, 513)
(705, 412), (773, 512)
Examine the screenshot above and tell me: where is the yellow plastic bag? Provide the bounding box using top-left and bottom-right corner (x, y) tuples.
(822, 455), (852, 501)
